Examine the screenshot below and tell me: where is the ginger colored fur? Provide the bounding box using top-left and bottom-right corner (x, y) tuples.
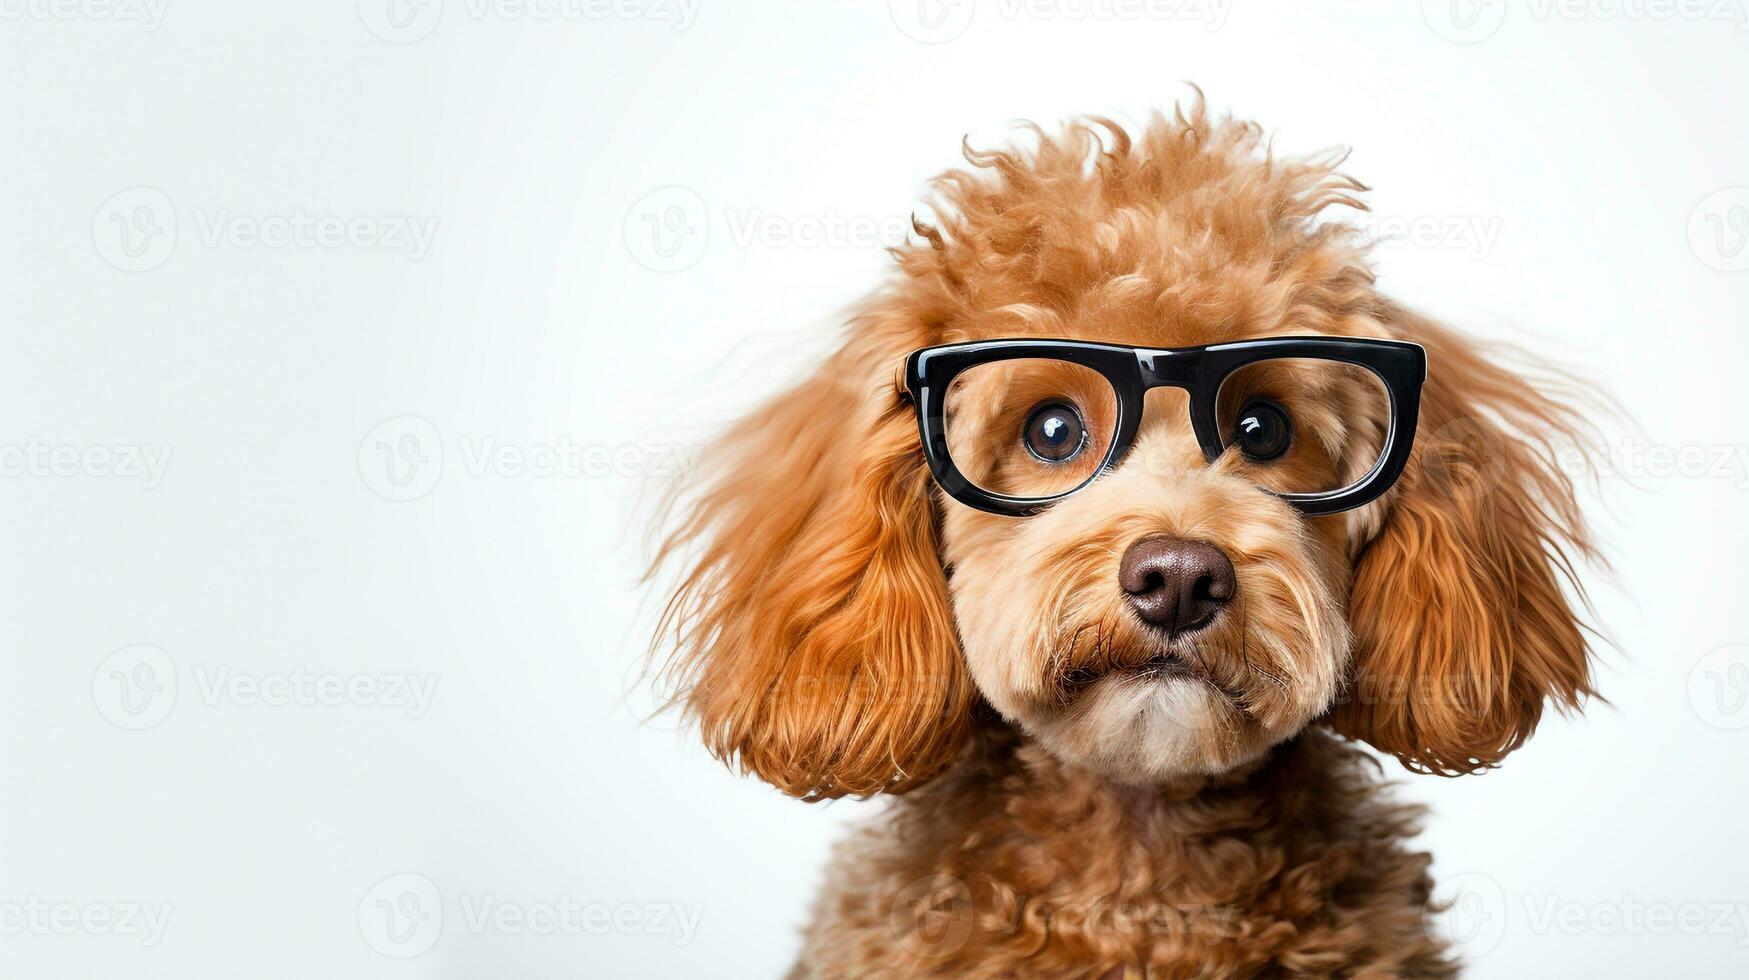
(650, 97), (1596, 976)
(803, 729), (1448, 978)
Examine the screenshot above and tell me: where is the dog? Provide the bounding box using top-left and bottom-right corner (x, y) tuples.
(649, 96), (1597, 978)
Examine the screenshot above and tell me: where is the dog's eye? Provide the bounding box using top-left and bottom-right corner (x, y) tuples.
(1232, 400), (1292, 462)
(1023, 402), (1087, 463)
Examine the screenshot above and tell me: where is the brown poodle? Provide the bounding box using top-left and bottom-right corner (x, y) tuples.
(650, 96), (1596, 978)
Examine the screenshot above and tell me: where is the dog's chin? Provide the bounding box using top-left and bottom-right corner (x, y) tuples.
(1019, 671), (1285, 786)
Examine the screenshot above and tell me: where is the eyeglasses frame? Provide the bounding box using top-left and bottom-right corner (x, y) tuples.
(901, 336), (1427, 517)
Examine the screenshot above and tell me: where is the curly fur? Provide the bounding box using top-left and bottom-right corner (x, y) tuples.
(801, 729), (1449, 978)
(649, 94), (1597, 976)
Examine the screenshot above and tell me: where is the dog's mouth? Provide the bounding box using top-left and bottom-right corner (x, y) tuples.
(1053, 647), (1256, 719)
(1056, 650), (1203, 697)
(1061, 652), (1194, 686)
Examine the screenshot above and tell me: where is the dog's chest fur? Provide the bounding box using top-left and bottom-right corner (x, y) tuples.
(793, 729), (1455, 979)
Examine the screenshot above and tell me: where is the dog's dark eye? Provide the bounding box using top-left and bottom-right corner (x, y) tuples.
(1023, 402), (1086, 463)
(1232, 400), (1292, 462)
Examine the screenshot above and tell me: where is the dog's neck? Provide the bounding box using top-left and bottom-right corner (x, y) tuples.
(812, 723), (1452, 975)
(1020, 740), (1278, 823)
(908, 720), (1329, 833)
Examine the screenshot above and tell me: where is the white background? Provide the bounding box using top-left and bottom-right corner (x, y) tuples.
(2, 1), (1746, 977)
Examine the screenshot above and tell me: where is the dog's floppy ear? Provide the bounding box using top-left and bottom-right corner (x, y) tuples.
(650, 304), (974, 800)
(1330, 308), (1597, 775)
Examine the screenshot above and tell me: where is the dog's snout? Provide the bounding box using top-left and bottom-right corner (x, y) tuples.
(1119, 536), (1236, 634)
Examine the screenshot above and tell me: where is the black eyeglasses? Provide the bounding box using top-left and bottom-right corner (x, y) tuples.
(901, 336), (1426, 517)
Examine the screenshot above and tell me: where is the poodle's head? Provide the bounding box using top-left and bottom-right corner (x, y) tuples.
(651, 102), (1596, 797)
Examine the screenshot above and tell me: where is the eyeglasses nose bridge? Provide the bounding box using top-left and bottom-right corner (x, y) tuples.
(1136, 348), (1197, 390)
(1133, 348), (1228, 465)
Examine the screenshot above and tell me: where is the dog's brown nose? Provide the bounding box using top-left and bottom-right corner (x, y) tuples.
(1119, 536), (1236, 634)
